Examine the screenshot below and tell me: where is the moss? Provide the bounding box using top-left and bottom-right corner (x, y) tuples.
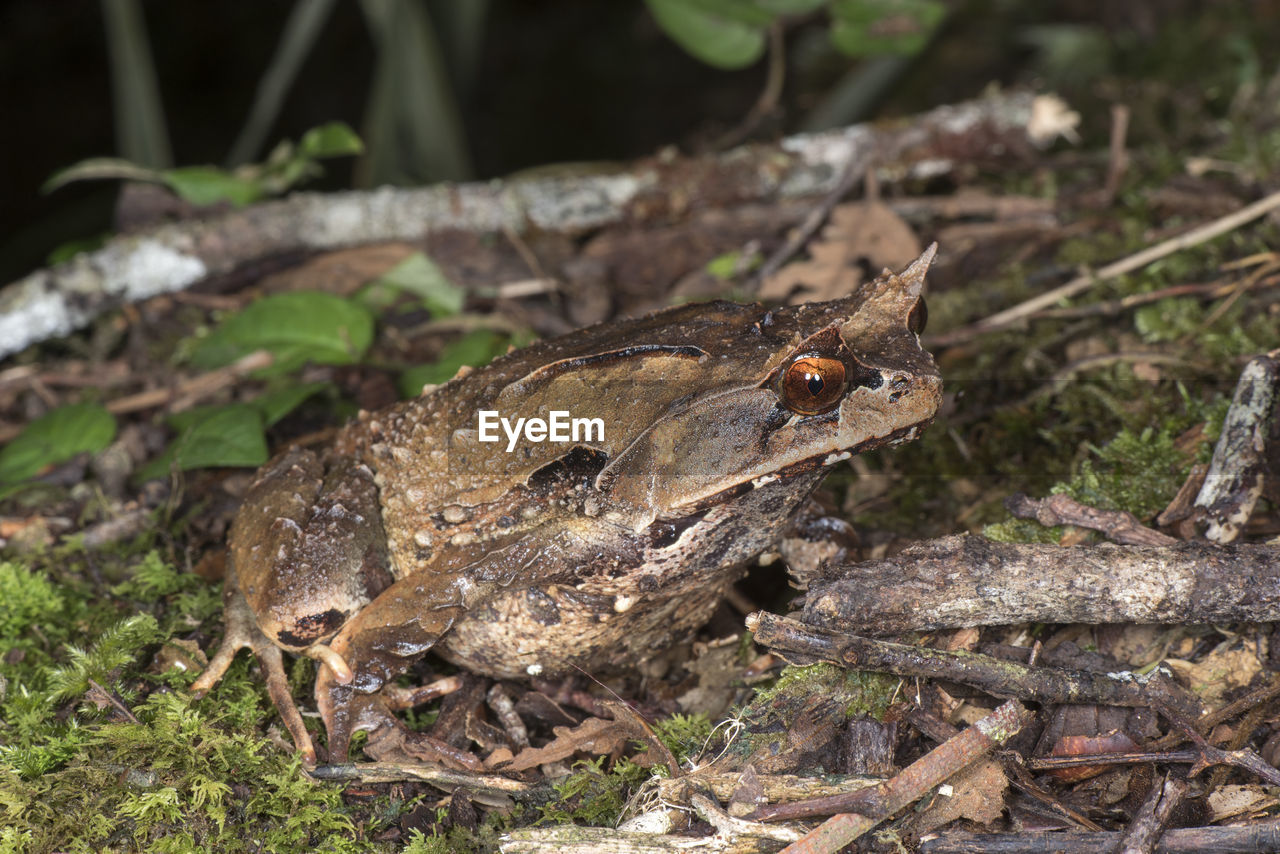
(0, 544), (410, 853)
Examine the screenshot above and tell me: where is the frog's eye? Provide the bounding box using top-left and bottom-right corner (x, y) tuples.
(907, 296), (928, 335)
(779, 355), (846, 415)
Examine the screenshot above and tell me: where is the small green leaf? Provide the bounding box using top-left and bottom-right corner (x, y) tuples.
(138, 405), (268, 481)
(48, 234), (109, 265)
(251, 380), (334, 427)
(829, 0), (945, 57)
(0, 403), (117, 484)
(364, 252), (466, 317)
(162, 166), (264, 206)
(191, 292), (375, 374)
(398, 330), (510, 398)
(646, 0), (768, 69)
(753, 0), (826, 13)
(298, 122), (365, 158)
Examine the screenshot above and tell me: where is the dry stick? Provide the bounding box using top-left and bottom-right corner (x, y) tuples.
(0, 349), (275, 445)
(1100, 103), (1131, 205)
(1150, 673), (1280, 752)
(713, 20), (787, 151)
(1001, 755), (1104, 832)
(768, 700), (1027, 853)
(1004, 492), (1178, 546)
(1156, 702), (1280, 787)
(1022, 746), (1280, 785)
(1116, 773), (1188, 854)
(307, 762), (539, 802)
(921, 821), (1280, 854)
(754, 147), (871, 286)
(747, 612), (1201, 716)
(802, 534), (1280, 634)
(930, 187), (1280, 347)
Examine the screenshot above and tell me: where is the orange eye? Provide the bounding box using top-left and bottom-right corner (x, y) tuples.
(779, 355), (846, 415)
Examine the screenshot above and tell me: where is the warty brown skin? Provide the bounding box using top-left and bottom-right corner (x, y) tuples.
(191, 247), (944, 765)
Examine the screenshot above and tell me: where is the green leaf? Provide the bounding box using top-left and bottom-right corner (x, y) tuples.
(297, 121), (365, 158)
(363, 252), (466, 317)
(398, 330), (509, 398)
(829, 0), (945, 57)
(0, 403), (117, 484)
(161, 166), (264, 206)
(753, 0), (826, 12)
(645, 0), (769, 69)
(138, 405), (268, 481)
(251, 380), (334, 426)
(190, 292), (375, 374)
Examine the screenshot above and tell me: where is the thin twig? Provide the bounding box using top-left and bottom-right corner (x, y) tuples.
(931, 187), (1280, 347)
(753, 150), (871, 287)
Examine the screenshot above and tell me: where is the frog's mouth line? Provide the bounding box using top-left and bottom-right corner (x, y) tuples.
(664, 418), (935, 519)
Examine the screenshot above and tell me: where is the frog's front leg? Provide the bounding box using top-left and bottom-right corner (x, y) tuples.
(191, 447), (396, 764)
(312, 571), (473, 765)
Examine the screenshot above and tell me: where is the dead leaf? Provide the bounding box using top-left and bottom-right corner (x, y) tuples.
(259, 243), (419, 296)
(1047, 730), (1140, 782)
(1165, 643), (1262, 706)
(728, 764), (767, 818)
(495, 717), (631, 773)
(760, 202), (920, 304)
(1208, 784), (1280, 821)
(909, 758), (1008, 835)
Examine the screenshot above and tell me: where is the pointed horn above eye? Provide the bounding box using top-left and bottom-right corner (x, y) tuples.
(901, 242), (938, 280)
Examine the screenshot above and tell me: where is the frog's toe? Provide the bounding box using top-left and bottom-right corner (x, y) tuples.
(314, 666), (479, 769)
(192, 578), (317, 765)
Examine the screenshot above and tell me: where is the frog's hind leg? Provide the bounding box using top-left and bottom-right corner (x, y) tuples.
(191, 570), (318, 765)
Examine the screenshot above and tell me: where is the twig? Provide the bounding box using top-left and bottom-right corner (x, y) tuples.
(1117, 771), (1191, 854)
(713, 21), (787, 151)
(753, 149), (870, 287)
(690, 791), (802, 845)
(922, 820), (1280, 853)
(1156, 702), (1280, 787)
(1100, 103), (1131, 206)
(307, 761), (541, 803)
(1151, 673), (1280, 752)
(1004, 492), (1178, 546)
(930, 187), (1280, 347)
(747, 612), (1200, 716)
(768, 700), (1027, 853)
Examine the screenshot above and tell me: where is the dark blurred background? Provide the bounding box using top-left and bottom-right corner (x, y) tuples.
(4, 0), (1279, 285)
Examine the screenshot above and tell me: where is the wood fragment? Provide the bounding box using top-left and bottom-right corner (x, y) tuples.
(1194, 350), (1280, 543)
(768, 700), (1027, 853)
(1004, 492), (1178, 546)
(747, 612), (1201, 717)
(803, 534), (1280, 633)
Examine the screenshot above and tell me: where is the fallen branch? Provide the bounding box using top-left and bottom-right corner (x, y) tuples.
(801, 534), (1280, 633)
(747, 613), (1200, 716)
(1, 92), (1048, 360)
